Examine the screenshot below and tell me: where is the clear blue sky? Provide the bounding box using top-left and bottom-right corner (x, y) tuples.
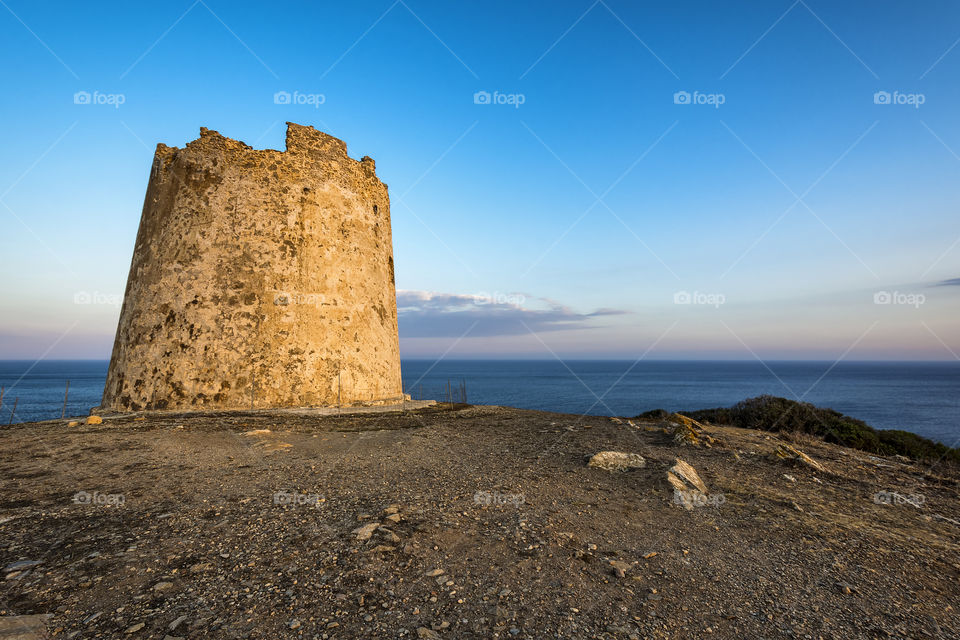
(1, 0), (958, 360)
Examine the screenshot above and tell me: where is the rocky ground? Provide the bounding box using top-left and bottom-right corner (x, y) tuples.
(0, 404), (958, 639)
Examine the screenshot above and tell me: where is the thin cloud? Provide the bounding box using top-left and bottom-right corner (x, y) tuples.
(396, 290), (628, 338)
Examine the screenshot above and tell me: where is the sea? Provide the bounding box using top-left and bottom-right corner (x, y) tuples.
(1, 360), (958, 447)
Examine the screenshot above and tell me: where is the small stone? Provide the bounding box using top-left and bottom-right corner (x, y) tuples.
(125, 622), (145, 633)
(4, 560), (41, 572)
(424, 569), (445, 577)
(775, 444), (827, 473)
(384, 513), (402, 523)
(383, 505), (400, 515)
(643, 551), (658, 559)
(417, 627), (440, 639)
(352, 522), (379, 541)
(168, 615), (187, 631)
(86, 415), (103, 425)
(835, 581), (856, 594)
(288, 619), (301, 629)
(153, 581), (173, 592)
(378, 527), (401, 543)
(587, 451), (646, 472)
(67, 420), (79, 427)
(609, 560), (631, 578)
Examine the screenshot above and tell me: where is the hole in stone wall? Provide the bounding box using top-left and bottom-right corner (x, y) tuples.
(373, 205), (378, 214)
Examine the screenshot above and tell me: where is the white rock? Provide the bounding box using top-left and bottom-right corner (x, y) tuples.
(587, 451), (646, 472)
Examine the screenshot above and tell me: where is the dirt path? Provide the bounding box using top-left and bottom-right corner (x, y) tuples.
(1, 405), (958, 639)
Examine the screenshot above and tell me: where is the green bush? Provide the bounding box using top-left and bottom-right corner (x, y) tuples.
(643, 395), (959, 464)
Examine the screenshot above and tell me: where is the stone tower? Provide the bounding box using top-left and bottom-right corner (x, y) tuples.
(101, 123), (403, 411)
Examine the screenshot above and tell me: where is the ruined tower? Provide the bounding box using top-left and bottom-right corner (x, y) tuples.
(101, 123), (403, 411)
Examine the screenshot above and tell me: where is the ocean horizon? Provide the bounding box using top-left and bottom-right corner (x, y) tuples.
(1, 359), (957, 447)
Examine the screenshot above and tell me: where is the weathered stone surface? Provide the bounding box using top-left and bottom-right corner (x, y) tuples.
(775, 444), (826, 473)
(666, 413), (715, 446)
(587, 451), (646, 472)
(668, 458), (707, 493)
(667, 458), (709, 510)
(0, 615), (52, 639)
(101, 123), (402, 412)
(352, 522), (379, 541)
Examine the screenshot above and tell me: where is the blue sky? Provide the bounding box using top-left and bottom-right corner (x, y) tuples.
(0, 0), (958, 360)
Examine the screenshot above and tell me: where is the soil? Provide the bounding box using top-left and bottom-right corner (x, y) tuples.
(1, 404), (958, 639)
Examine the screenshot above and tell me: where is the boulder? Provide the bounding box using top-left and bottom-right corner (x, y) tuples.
(665, 413), (715, 447)
(587, 451), (646, 472)
(667, 458), (708, 510)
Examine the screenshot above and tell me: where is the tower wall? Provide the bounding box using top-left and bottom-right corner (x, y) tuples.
(101, 123), (403, 411)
